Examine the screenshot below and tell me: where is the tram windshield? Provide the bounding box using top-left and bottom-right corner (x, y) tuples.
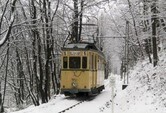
(82, 57), (87, 69)
(69, 57), (81, 69)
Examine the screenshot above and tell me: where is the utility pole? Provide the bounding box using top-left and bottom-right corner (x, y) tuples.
(151, 0), (158, 67)
(126, 21), (129, 84)
(122, 21), (129, 90)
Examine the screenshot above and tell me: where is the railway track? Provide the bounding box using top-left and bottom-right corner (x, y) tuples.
(58, 100), (84, 113)
(58, 79), (115, 113)
(58, 95), (116, 113)
(57, 95), (96, 113)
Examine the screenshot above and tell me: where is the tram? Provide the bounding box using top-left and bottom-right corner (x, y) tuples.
(60, 42), (105, 96)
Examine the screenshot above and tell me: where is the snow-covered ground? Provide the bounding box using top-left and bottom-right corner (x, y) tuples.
(10, 80), (114, 113)
(114, 50), (166, 113)
(10, 51), (166, 113)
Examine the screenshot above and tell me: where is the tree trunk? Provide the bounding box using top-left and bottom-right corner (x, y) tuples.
(145, 39), (152, 63)
(71, 0), (79, 42)
(43, 0), (51, 101)
(79, 0), (84, 41)
(30, 0), (40, 104)
(16, 48), (25, 105)
(1, 42), (9, 113)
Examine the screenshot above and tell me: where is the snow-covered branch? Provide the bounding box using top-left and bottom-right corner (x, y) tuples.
(0, 0), (17, 47)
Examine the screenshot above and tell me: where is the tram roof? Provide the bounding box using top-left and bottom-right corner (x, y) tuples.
(62, 42), (99, 51)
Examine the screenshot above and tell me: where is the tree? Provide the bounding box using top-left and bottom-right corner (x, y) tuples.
(0, 0), (18, 112)
(0, 0), (17, 47)
(127, 0), (144, 58)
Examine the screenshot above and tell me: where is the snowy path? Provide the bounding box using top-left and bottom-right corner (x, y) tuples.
(11, 79), (115, 113)
(64, 90), (113, 113)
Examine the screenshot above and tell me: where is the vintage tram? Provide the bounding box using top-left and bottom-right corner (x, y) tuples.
(60, 42), (105, 96)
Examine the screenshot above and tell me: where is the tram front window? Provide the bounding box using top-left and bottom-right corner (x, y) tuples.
(69, 57), (80, 69)
(82, 57), (87, 69)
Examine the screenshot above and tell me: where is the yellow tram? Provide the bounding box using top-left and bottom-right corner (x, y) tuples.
(60, 42), (105, 96)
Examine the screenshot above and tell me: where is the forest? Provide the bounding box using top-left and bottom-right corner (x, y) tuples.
(0, 0), (166, 112)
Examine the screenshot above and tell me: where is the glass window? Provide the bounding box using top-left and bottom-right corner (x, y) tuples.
(89, 53), (92, 69)
(69, 57), (80, 69)
(63, 57), (68, 68)
(95, 55), (97, 70)
(82, 57), (87, 69)
(92, 54), (94, 70)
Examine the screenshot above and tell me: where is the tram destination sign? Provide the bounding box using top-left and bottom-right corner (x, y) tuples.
(70, 51), (80, 56)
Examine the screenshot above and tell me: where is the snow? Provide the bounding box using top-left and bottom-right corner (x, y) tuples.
(114, 51), (166, 113)
(10, 50), (166, 113)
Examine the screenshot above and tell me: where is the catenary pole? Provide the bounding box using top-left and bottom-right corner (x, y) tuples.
(151, 0), (158, 67)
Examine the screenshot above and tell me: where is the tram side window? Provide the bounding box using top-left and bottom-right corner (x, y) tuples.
(95, 55), (97, 70)
(89, 53), (92, 69)
(92, 54), (94, 70)
(82, 57), (87, 69)
(69, 57), (80, 69)
(63, 57), (68, 69)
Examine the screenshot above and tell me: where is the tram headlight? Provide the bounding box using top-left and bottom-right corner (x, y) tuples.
(72, 80), (77, 88)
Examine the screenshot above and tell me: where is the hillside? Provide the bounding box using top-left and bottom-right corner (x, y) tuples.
(114, 50), (166, 113)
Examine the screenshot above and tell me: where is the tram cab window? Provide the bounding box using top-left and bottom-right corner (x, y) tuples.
(63, 57), (68, 69)
(82, 57), (87, 69)
(69, 57), (80, 69)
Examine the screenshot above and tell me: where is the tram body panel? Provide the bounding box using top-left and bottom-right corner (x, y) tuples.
(61, 70), (91, 89)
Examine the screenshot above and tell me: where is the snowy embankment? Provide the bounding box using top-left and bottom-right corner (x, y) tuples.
(115, 51), (166, 113)
(10, 51), (166, 113)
